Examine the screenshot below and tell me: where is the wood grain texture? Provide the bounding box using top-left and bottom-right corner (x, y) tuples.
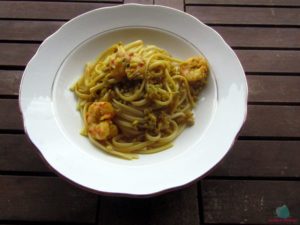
(0, 70), (22, 96)
(186, 0), (300, 6)
(19, 0), (122, 2)
(0, 43), (39, 67)
(236, 50), (300, 73)
(124, 0), (153, 4)
(0, 1), (116, 20)
(0, 21), (63, 41)
(212, 140), (300, 177)
(0, 134), (48, 172)
(0, 99), (23, 130)
(240, 105), (300, 137)
(201, 180), (300, 224)
(98, 184), (200, 225)
(213, 27), (300, 48)
(0, 176), (98, 222)
(186, 6), (300, 25)
(247, 75), (300, 103)
(154, 0), (183, 10)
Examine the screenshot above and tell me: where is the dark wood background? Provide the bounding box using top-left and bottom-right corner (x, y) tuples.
(0, 0), (299, 224)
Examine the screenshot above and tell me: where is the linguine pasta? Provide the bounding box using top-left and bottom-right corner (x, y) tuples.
(70, 40), (209, 159)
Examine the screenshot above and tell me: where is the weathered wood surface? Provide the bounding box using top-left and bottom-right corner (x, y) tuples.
(0, 1), (117, 20)
(186, 6), (300, 25)
(0, 20), (63, 41)
(186, 0), (300, 6)
(201, 180), (300, 224)
(99, 185), (200, 225)
(213, 27), (300, 48)
(0, 176), (98, 222)
(0, 134), (49, 172)
(211, 140), (300, 177)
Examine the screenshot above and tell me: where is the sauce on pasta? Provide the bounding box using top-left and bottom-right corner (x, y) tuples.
(70, 40), (209, 159)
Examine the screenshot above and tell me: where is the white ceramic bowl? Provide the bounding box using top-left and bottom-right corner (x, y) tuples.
(19, 4), (248, 196)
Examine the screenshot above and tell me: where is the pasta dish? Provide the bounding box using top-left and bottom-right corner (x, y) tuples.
(70, 40), (209, 159)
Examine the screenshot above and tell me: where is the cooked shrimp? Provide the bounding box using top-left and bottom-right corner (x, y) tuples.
(86, 102), (116, 124)
(125, 55), (145, 80)
(109, 45), (129, 80)
(88, 120), (118, 141)
(180, 56), (208, 83)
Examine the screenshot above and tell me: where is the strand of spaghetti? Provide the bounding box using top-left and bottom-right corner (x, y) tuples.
(145, 132), (161, 142)
(116, 112), (145, 123)
(124, 40), (143, 51)
(114, 118), (136, 129)
(88, 134), (138, 159)
(171, 112), (186, 119)
(156, 120), (179, 143)
(113, 141), (153, 153)
(131, 98), (148, 106)
(114, 119), (140, 136)
(149, 53), (183, 63)
(165, 68), (177, 91)
(85, 71), (106, 88)
(89, 82), (106, 93)
(112, 99), (144, 116)
(139, 143), (173, 154)
(173, 75), (195, 106)
(74, 86), (92, 100)
(112, 136), (136, 148)
(114, 79), (145, 102)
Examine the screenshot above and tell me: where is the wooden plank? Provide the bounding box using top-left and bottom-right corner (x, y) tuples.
(0, 43), (39, 67)
(155, 0), (184, 10)
(236, 50), (300, 73)
(98, 184), (200, 225)
(247, 75), (300, 103)
(201, 180), (300, 224)
(0, 21), (63, 41)
(0, 176), (98, 222)
(213, 27), (300, 48)
(0, 70), (22, 96)
(240, 105), (300, 137)
(0, 1), (116, 20)
(2, 44), (300, 74)
(19, 0), (122, 2)
(124, 0), (153, 4)
(186, 0), (300, 6)
(0, 99), (23, 130)
(0, 134), (49, 172)
(186, 6), (300, 25)
(211, 140), (300, 177)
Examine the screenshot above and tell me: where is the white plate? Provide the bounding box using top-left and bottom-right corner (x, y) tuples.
(19, 4), (248, 196)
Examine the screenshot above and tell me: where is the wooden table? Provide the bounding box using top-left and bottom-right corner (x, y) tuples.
(1, 0), (300, 224)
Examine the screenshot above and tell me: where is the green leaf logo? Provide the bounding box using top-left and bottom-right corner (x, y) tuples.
(276, 205), (290, 219)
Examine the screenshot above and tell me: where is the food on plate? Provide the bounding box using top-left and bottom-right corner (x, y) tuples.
(70, 40), (209, 159)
